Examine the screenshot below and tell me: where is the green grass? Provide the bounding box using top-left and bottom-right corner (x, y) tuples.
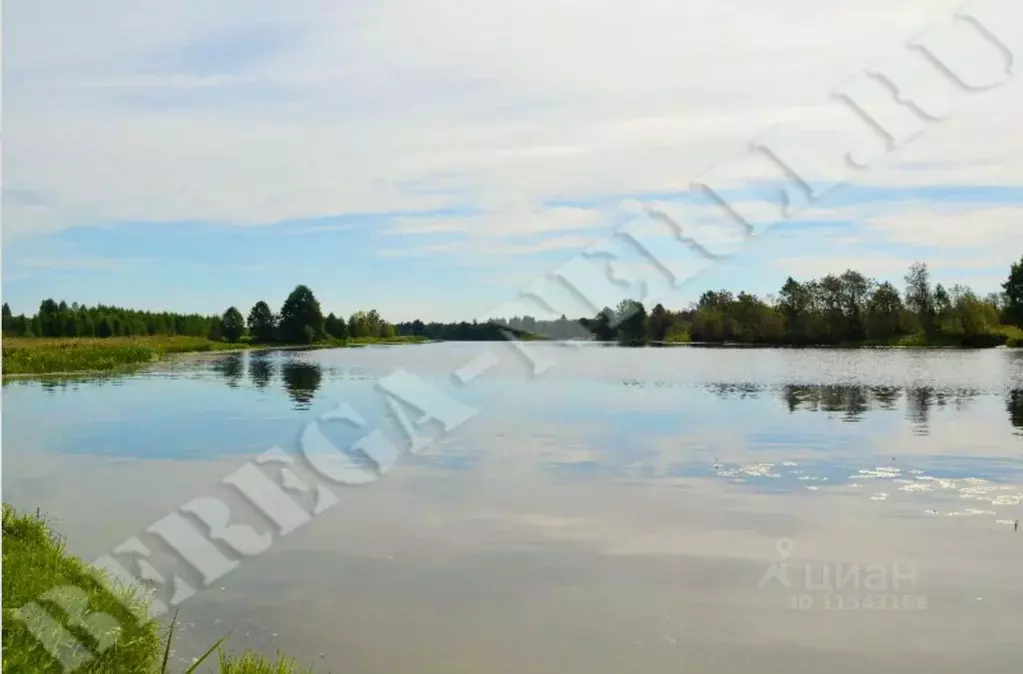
(997, 325), (1023, 347)
(662, 330), (692, 344)
(2, 504), (318, 673)
(1, 334), (435, 375)
(3, 503), (161, 673)
(1, 336), (249, 375)
(889, 330), (1009, 348)
(216, 650), (316, 674)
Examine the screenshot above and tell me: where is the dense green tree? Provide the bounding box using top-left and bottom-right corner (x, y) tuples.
(220, 306), (246, 342)
(61, 312), (79, 338)
(616, 299), (648, 346)
(1002, 256), (1023, 326)
(348, 311), (369, 338)
(934, 283), (952, 327)
(905, 262), (936, 336)
(247, 301), (277, 342)
(778, 277), (814, 342)
(865, 282), (905, 340)
(647, 303), (672, 342)
(348, 309), (390, 339)
(38, 299), (61, 337)
(1, 303), (12, 334)
(207, 319), (223, 342)
(945, 285), (999, 341)
(325, 312), (347, 339)
(839, 270), (871, 340)
(278, 285), (325, 344)
(582, 307), (617, 341)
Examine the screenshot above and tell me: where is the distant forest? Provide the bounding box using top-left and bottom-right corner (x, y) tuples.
(493, 258), (1023, 347)
(0, 284), (534, 344)
(5, 258), (1023, 347)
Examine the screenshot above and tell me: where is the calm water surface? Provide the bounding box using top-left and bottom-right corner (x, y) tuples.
(4, 343), (1023, 673)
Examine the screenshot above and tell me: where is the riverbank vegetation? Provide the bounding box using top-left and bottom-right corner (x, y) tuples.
(2, 504), (315, 673)
(499, 259), (1023, 348)
(1, 285), (399, 347)
(6, 258), (1023, 360)
(0, 334), (428, 376)
(1, 336), (245, 375)
(1, 285), (432, 374)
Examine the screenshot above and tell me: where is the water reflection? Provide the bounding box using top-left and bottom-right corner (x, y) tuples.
(3, 374), (128, 393)
(781, 384), (869, 418)
(248, 353), (275, 390)
(696, 382), (1005, 435)
(281, 359), (323, 410)
(211, 353), (245, 388)
(1007, 388), (1023, 434)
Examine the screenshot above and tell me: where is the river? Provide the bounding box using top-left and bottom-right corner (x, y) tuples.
(4, 343), (1023, 673)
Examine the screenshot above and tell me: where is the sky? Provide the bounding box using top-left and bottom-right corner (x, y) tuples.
(2, 0), (1022, 322)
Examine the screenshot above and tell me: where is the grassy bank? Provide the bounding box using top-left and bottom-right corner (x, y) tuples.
(1, 335), (433, 376)
(841, 326), (1023, 348)
(2, 504), (316, 673)
(639, 327), (1023, 348)
(0, 336), (248, 375)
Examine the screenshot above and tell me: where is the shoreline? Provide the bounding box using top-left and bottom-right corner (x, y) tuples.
(4, 337), (1016, 380)
(1, 336), (433, 378)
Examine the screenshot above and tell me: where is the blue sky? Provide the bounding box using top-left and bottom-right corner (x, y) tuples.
(3, 0), (1022, 321)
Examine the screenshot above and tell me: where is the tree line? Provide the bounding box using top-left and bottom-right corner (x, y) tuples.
(498, 258), (1023, 346)
(1, 285), (400, 345)
(6, 258), (1023, 347)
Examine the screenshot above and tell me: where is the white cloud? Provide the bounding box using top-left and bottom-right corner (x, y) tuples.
(865, 206), (1023, 250)
(383, 206), (607, 238)
(481, 235), (599, 256)
(3, 0), (1021, 251)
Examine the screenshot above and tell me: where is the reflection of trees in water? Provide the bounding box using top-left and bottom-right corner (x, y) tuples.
(704, 382), (760, 399)
(904, 386), (933, 433)
(212, 353), (244, 388)
(871, 386), (901, 410)
(780, 384), (868, 420)
(281, 360), (323, 409)
(248, 353), (275, 390)
(28, 376), (125, 393)
(905, 386), (982, 433)
(760, 384), (982, 429)
(1007, 389), (1023, 432)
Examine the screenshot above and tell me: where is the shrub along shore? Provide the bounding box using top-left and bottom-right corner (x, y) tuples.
(2, 504), (316, 673)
